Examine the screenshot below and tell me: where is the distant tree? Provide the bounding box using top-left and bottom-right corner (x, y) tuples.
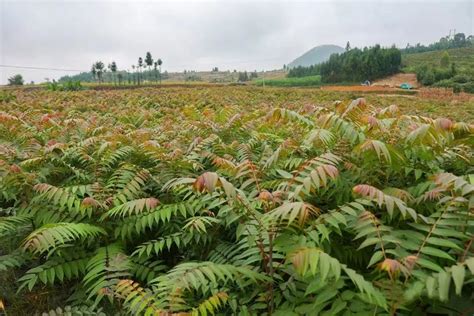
(110, 61), (117, 84)
(451, 62), (457, 76)
(132, 65), (136, 85)
(145, 52), (153, 82)
(153, 62), (158, 83)
(212, 67), (219, 72)
(157, 59), (163, 84)
(107, 63), (112, 82)
(8, 74), (24, 85)
(95, 61), (105, 82)
(453, 33), (466, 47)
(439, 36), (449, 49)
(238, 71), (249, 82)
(402, 32), (472, 54)
(345, 41), (351, 51)
(91, 65), (97, 82)
(138, 57), (143, 85)
(92, 61), (105, 83)
(440, 51), (450, 67)
(117, 73), (123, 85)
(422, 69), (435, 86)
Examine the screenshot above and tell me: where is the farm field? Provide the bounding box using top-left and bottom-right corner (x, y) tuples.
(0, 86), (473, 315)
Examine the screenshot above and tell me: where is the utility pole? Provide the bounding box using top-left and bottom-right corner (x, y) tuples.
(262, 70), (265, 88)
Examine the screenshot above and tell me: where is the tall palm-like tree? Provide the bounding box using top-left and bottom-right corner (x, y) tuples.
(153, 61), (158, 83)
(145, 52), (153, 82)
(157, 58), (163, 84)
(131, 65), (136, 85)
(107, 63), (112, 83)
(91, 65), (97, 82)
(93, 61), (105, 83)
(138, 57), (143, 85)
(110, 61), (117, 85)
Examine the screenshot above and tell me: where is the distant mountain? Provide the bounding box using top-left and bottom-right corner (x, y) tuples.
(288, 44), (344, 68)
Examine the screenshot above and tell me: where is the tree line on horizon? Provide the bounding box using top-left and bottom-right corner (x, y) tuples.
(87, 52), (163, 85)
(402, 32), (473, 54)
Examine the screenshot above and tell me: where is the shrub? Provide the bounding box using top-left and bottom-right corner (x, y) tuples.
(433, 67), (453, 81)
(440, 51), (450, 67)
(453, 83), (462, 93)
(452, 74), (471, 84)
(421, 69), (436, 85)
(47, 80), (84, 91)
(462, 81), (474, 93)
(7, 74), (24, 86)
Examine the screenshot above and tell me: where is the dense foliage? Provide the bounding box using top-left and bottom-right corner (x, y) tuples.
(287, 65), (323, 79)
(59, 70), (170, 85)
(402, 33), (473, 54)
(7, 74), (24, 86)
(415, 65), (474, 93)
(405, 48), (474, 93)
(47, 80), (84, 92)
(0, 87), (473, 315)
(402, 47), (474, 74)
(288, 45), (401, 83)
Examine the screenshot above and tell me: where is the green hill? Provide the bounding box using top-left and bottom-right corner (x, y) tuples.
(402, 46), (474, 92)
(288, 44), (344, 68)
(402, 46), (474, 73)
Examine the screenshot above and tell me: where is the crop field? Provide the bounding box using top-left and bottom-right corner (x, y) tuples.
(0, 86), (473, 315)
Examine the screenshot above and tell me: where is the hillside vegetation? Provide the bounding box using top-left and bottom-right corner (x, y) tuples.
(288, 45), (344, 68)
(0, 87), (473, 315)
(402, 47), (474, 93)
(402, 47), (474, 73)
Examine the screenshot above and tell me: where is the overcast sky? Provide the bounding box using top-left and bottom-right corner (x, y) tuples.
(0, 0), (473, 84)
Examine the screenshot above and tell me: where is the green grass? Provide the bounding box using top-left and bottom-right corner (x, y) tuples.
(402, 47), (474, 73)
(253, 75), (321, 87)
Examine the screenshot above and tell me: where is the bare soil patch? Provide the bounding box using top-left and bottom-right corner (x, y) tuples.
(372, 73), (418, 88)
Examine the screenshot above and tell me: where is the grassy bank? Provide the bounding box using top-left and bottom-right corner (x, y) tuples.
(253, 75), (321, 87)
